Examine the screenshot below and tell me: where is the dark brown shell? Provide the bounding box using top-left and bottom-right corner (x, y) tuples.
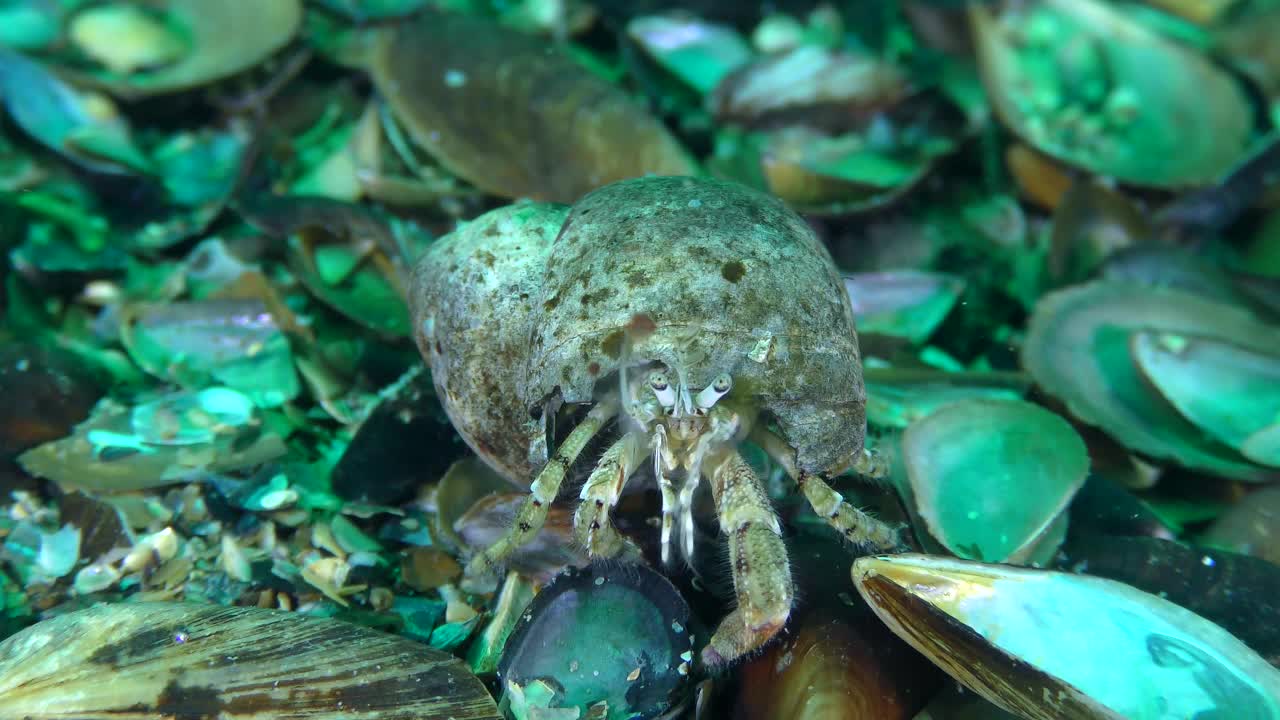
(369, 11), (696, 204)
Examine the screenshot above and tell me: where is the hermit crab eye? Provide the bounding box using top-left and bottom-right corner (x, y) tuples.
(648, 371), (677, 410)
(695, 373), (732, 410)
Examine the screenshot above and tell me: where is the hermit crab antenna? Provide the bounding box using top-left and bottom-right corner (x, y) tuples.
(695, 373), (732, 411)
(648, 370), (677, 412)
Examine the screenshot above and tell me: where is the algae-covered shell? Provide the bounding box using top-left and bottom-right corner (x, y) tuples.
(535, 176), (866, 474)
(414, 175), (867, 477)
(0, 601), (500, 719)
(411, 202), (568, 483)
(545, 176), (865, 474)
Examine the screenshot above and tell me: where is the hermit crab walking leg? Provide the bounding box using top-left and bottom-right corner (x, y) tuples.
(703, 449), (793, 667)
(653, 426), (680, 565)
(464, 396), (620, 583)
(679, 398), (741, 564)
(750, 426), (903, 551)
(573, 429), (650, 558)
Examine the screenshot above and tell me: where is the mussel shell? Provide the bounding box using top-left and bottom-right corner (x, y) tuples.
(498, 563), (697, 719)
(854, 554), (1280, 720)
(973, 0), (1253, 189)
(902, 398), (1088, 564)
(1061, 534), (1280, 665)
(0, 601), (500, 718)
(369, 11), (695, 203)
(1022, 280), (1280, 481)
(72, 0), (303, 97)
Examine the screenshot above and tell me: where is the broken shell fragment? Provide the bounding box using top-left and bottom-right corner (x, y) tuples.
(844, 271), (965, 345)
(902, 398), (1089, 564)
(0, 601), (500, 719)
(17, 387), (286, 492)
(853, 554), (1280, 720)
(626, 14), (752, 95)
(712, 45), (910, 131)
(119, 299), (300, 408)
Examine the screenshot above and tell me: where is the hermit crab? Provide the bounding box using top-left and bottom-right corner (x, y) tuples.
(410, 175), (902, 666)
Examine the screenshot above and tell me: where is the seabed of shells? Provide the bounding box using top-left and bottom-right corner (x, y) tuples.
(0, 1), (1279, 719)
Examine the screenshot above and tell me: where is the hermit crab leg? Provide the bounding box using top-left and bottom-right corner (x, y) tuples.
(654, 426), (680, 566)
(702, 449), (793, 667)
(749, 426), (903, 551)
(463, 396), (620, 584)
(679, 403), (742, 563)
(573, 428), (650, 559)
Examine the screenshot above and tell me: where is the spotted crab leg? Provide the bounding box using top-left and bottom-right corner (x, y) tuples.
(703, 449), (793, 667)
(463, 396), (619, 587)
(750, 426), (903, 551)
(653, 426), (680, 566)
(678, 406), (743, 564)
(573, 428), (649, 559)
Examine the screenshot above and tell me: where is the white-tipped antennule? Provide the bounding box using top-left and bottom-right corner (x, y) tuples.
(695, 373), (732, 412)
(648, 370), (677, 413)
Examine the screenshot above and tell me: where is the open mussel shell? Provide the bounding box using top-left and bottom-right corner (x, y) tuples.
(1130, 331), (1280, 467)
(902, 398), (1089, 564)
(368, 10), (695, 203)
(711, 84), (967, 217)
(0, 601), (500, 718)
(67, 0), (303, 98)
(854, 554), (1280, 720)
(1047, 177), (1147, 286)
(1213, 3), (1280, 106)
(972, 0), (1254, 189)
(1060, 534), (1280, 664)
(498, 563), (697, 720)
(1022, 280), (1280, 482)
(863, 368), (1031, 429)
(0, 48), (150, 174)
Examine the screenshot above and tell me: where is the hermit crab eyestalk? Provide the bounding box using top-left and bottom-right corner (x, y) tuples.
(648, 370), (677, 412)
(695, 373), (732, 411)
